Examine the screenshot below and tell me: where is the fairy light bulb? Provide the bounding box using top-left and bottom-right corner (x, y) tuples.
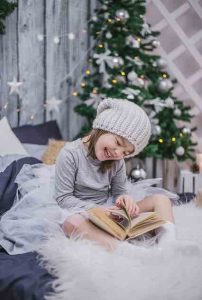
(72, 91), (78, 96)
(68, 33), (75, 40)
(121, 71), (126, 76)
(112, 79), (117, 84)
(162, 73), (167, 78)
(92, 88), (97, 94)
(108, 18), (112, 23)
(98, 44), (104, 48)
(86, 69), (91, 75)
(81, 82), (86, 88)
(180, 133), (183, 137)
(159, 138), (164, 143)
(137, 37), (141, 43)
(171, 137), (176, 142)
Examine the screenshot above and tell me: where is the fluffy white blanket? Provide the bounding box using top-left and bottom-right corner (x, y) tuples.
(38, 202), (202, 300)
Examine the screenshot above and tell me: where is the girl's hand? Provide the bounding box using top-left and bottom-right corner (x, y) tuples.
(115, 195), (139, 217)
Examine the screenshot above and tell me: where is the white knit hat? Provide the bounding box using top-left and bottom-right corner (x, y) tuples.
(93, 98), (151, 157)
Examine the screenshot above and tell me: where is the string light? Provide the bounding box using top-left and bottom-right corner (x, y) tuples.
(108, 18), (112, 23)
(121, 71), (126, 76)
(1, 7), (109, 121)
(81, 82), (86, 87)
(159, 138), (164, 143)
(112, 79), (117, 84)
(180, 133), (183, 137)
(162, 73), (167, 78)
(68, 33), (75, 40)
(98, 43), (104, 48)
(171, 137), (176, 142)
(53, 36), (60, 44)
(137, 37), (141, 43)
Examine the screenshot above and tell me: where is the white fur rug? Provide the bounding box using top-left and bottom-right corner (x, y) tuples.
(38, 202), (202, 300)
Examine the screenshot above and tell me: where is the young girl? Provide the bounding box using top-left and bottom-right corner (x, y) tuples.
(0, 98), (177, 255)
(55, 98), (176, 250)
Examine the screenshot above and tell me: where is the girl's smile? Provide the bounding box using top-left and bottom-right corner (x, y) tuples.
(94, 133), (134, 161)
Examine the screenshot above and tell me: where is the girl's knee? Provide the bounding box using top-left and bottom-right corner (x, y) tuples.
(62, 214), (86, 237)
(153, 194), (172, 207)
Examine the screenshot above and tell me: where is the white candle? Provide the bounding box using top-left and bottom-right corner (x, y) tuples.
(196, 153), (202, 173)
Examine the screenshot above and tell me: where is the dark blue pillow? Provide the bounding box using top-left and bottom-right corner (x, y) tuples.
(0, 157), (41, 216)
(12, 120), (62, 145)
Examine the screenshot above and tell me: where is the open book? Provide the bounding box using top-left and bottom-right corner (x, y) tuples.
(88, 206), (166, 241)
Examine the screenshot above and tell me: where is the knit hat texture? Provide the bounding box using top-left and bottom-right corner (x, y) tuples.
(93, 98), (151, 157)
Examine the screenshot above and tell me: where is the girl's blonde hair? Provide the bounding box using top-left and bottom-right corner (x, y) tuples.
(83, 129), (115, 173)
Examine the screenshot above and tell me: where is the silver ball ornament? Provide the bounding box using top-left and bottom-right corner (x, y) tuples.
(131, 168), (141, 179)
(174, 108), (181, 117)
(106, 32), (112, 39)
(182, 127), (191, 135)
(153, 125), (161, 135)
(115, 9), (129, 22)
(112, 56), (123, 68)
(92, 15), (98, 22)
(127, 71), (137, 82)
(157, 79), (172, 92)
(165, 97), (174, 108)
(156, 58), (167, 69)
(176, 146), (185, 156)
(152, 39), (160, 48)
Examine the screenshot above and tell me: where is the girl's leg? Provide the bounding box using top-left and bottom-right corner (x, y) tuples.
(136, 193), (175, 223)
(137, 194), (176, 245)
(62, 214), (118, 251)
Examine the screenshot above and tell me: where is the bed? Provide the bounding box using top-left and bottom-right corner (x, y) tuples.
(0, 117), (62, 300)
(0, 117), (202, 300)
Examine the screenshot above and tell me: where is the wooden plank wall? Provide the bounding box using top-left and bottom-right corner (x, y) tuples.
(0, 0), (98, 139)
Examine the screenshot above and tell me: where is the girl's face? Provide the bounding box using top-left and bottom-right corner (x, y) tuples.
(94, 133), (134, 161)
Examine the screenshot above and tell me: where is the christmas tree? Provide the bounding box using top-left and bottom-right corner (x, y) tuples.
(74, 0), (196, 162)
(0, 0), (18, 34)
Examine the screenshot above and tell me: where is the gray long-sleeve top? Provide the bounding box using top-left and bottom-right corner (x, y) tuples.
(55, 138), (127, 211)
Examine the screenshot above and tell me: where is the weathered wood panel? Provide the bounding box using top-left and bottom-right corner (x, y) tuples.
(46, 0), (69, 139)
(67, 0), (98, 140)
(18, 0), (45, 125)
(0, 0), (98, 138)
(0, 7), (18, 127)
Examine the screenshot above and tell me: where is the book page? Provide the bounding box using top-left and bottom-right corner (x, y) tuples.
(128, 212), (166, 238)
(88, 207), (127, 240)
(107, 207), (131, 230)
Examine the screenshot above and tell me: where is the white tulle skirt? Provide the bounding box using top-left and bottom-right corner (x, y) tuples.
(0, 163), (178, 255)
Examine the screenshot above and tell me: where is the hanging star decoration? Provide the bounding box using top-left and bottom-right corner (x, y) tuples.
(45, 97), (63, 113)
(7, 77), (23, 95)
